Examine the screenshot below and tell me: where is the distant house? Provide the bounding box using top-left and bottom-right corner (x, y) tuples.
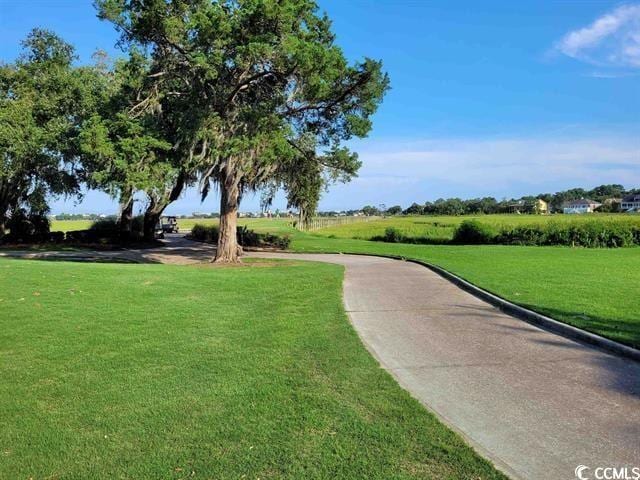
(563, 198), (601, 214)
(533, 199), (548, 214)
(621, 194), (640, 212)
(508, 199), (548, 214)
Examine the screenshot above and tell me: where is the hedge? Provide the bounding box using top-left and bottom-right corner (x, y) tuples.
(452, 219), (640, 248)
(190, 224), (291, 249)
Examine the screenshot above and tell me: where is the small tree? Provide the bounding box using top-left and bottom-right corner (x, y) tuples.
(403, 202), (423, 215)
(386, 205), (402, 215)
(361, 205), (380, 216)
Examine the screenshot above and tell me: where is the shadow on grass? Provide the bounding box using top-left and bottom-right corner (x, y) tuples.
(0, 252), (157, 264)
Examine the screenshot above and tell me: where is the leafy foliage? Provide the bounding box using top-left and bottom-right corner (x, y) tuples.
(0, 29), (99, 235)
(451, 219), (640, 247)
(2, 207), (50, 243)
(452, 220), (497, 244)
(96, 0), (389, 260)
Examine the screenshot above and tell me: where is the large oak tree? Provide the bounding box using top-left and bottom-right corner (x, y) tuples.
(97, 0), (389, 261)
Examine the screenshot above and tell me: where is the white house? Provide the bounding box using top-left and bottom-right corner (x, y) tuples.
(563, 198), (601, 214)
(621, 194), (640, 212)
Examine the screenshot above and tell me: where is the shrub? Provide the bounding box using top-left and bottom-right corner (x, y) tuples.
(496, 225), (546, 246)
(65, 230), (90, 243)
(190, 224), (219, 243)
(493, 220), (640, 248)
(453, 220), (497, 244)
(382, 227), (404, 243)
(48, 231), (65, 243)
(4, 208), (50, 243)
(85, 216), (144, 243)
(190, 224), (291, 249)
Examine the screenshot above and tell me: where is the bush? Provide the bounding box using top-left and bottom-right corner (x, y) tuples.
(453, 220), (497, 244)
(48, 231), (65, 243)
(467, 220), (640, 248)
(83, 216), (144, 243)
(190, 224), (291, 249)
(65, 230), (90, 243)
(191, 224), (219, 243)
(4, 208), (50, 243)
(382, 227), (404, 243)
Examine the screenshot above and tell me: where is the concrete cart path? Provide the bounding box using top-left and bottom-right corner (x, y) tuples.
(247, 252), (640, 480)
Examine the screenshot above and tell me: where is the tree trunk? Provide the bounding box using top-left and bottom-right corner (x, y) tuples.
(214, 171), (242, 263)
(0, 182), (13, 240)
(143, 202), (163, 242)
(117, 188), (134, 240)
(142, 170), (188, 243)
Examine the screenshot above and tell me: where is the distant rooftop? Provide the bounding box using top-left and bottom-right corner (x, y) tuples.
(563, 198), (601, 207)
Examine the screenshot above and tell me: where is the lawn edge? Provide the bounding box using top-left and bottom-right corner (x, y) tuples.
(293, 249), (640, 363)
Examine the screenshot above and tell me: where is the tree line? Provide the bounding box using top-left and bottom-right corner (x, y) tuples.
(1, 0), (389, 262)
(356, 184), (638, 216)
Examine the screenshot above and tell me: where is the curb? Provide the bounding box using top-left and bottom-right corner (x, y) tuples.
(408, 259), (640, 363)
(294, 250), (640, 363)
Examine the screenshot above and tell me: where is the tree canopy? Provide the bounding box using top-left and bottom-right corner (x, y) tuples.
(95, 0), (390, 261)
(0, 29), (99, 235)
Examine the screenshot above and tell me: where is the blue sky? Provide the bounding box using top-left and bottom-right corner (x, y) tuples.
(1, 0), (639, 214)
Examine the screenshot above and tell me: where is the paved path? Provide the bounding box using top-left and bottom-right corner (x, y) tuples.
(249, 252), (640, 480)
(4, 238), (639, 478)
(0, 234), (214, 265)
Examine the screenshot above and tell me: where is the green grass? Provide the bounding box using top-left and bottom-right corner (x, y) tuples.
(315, 214), (640, 243)
(180, 217), (295, 233)
(45, 215), (640, 347)
(288, 232), (640, 349)
(50, 219), (93, 232)
(51, 217), (294, 233)
(0, 258), (504, 479)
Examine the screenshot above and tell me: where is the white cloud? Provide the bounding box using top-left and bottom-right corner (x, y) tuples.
(51, 134), (640, 213)
(555, 4), (640, 67)
(331, 134), (640, 205)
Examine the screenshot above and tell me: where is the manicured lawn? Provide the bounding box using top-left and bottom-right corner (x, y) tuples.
(50, 219), (93, 232)
(179, 217), (294, 233)
(45, 216), (640, 348)
(51, 217), (294, 233)
(315, 213), (640, 242)
(0, 258), (504, 479)
(289, 233), (640, 349)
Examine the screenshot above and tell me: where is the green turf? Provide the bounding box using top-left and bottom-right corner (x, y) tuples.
(314, 214), (640, 243)
(288, 232), (640, 349)
(51, 217), (294, 233)
(50, 219), (94, 232)
(46, 216), (640, 348)
(0, 258), (504, 480)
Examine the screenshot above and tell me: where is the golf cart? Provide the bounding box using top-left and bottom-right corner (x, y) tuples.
(160, 216), (179, 234)
(154, 216), (179, 239)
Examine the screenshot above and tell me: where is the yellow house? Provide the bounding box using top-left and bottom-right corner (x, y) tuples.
(533, 199), (548, 214)
(509, 199), (548, 214)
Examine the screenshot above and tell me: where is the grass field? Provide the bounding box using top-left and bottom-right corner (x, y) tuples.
(50, 219), (94, 232)
(46, 215), (640, 348)
(50, 217), (294, 233)
(313, 214), (640, 243)
(0, 258), (504, 479)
